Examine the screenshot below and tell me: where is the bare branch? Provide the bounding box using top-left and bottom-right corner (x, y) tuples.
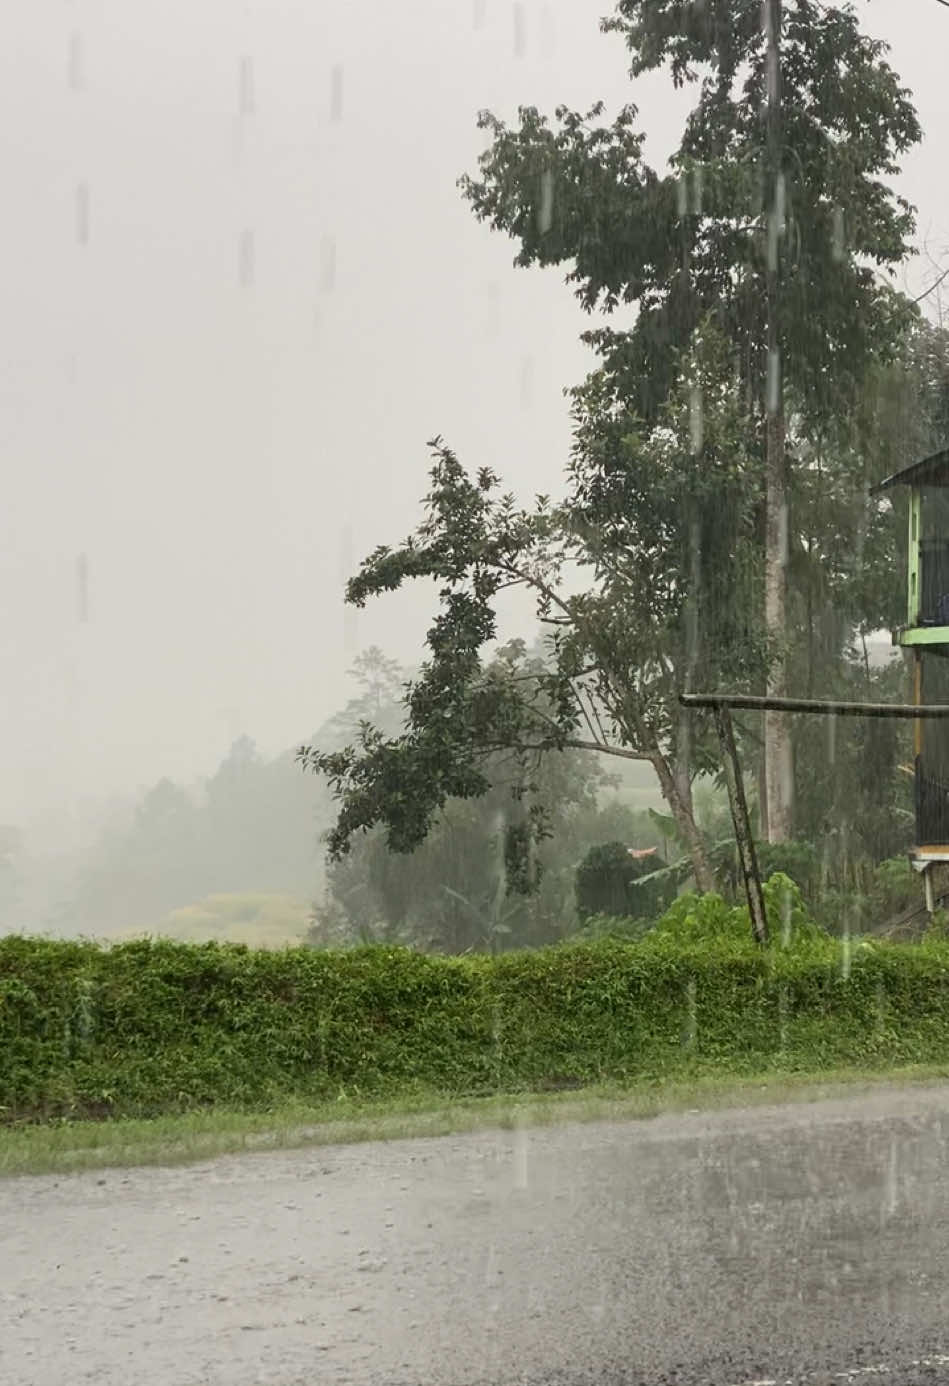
(573, 683), (602, 746)
(913, 263), (949, 304)
(566, 737), (651, 762)
(587, 689), (611, 746)
(496, 737), (651, 763)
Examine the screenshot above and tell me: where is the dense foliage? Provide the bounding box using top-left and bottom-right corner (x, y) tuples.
(299, 1), (946, 907)
(461, 0), (924, 839)
(300, 333), (767, 894)
(575, 841), (676, 923)
(307, 650), (674, 952)
(463, 0), (920, 426)
(4, 912), (949, 1123)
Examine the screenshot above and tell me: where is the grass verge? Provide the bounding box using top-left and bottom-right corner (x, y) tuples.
(3, 1061), (948, 1180)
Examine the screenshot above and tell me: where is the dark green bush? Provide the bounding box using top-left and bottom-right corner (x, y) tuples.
(3, 924), (949, 1123)
(576, 841), (675, 921)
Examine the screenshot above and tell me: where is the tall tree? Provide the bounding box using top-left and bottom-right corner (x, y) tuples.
(762, 0), (790, 840)
(784, 316), (949, 858)
(460, 0), (921, 838)
(299, 327), (765, 891)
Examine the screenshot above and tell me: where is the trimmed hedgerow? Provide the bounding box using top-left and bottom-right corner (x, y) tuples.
(2, 920), (949, 1123)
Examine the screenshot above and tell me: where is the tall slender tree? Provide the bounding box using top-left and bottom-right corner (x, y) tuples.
(460, 0), (921, 837)
(762, 0), (791, 840)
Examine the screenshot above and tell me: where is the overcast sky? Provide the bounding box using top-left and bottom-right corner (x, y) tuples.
(1, 0), (945, 843)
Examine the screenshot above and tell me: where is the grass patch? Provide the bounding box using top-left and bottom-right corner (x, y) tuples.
(2, 1062), (948, 1179)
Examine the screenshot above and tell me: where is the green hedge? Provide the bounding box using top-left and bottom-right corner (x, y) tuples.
(3, 930), (949, 1122)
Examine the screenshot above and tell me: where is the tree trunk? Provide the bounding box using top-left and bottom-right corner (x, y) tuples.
(676, 495), (701, 820)
(650, 747), (716, 894)
(764, 407), (793, 841)
(621, 695), (714, 893)
(763, 0), (793, 843)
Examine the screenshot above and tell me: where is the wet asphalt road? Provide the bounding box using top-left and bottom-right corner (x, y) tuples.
(3, 1085), (949, 1386)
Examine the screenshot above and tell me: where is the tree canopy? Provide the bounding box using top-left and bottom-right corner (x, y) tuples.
(299, 326), (767, 890)
(461, 0), (919, 425)
(302, 0), (941, 919)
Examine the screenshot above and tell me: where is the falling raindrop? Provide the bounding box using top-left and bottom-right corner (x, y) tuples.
(76, 554), (89, 624)
(238, 229), (255, 287)
(883, 1135), (898, 1219)
(683, 976), (697, 1050)
(68, 32), (83, 92)
(780, 880), (791, 947)
(778, 981), (789, 1051)
(492, 999), (504, 1091)
(518, 356), (534, 408)
(766, 346), (781, 416)
(690, 163), (704, 216)
(677, 170), (688, 218)
(689, 382), (704, 454)
(763, 1), (779, 102)
(540, 4), (556, 58)
(513, 2), (527, 58)
(827, 709), (837, 766)
(513, 1117), (528, 1189)
(832, 206), (846, 261)
(320, 235), (337, 293)
(75, 183), (90, 245)
(767, 203), (783, 274)
(537, 169), (555, 235)
(238, 56), (255, 117)
(485, 281), (501, 338)
(340, 526), (357, 655)
(483, 1240), (498, 1285)
(330, 65), (344, 122)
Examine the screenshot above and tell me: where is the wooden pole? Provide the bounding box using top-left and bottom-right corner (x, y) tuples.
(681, 693), (949, 720)
(713, 703), (768, 946)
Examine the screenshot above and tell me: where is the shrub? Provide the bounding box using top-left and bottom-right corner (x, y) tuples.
(575, 841), (675, 922)
(3, 920), (949, 1124)
(649, 873), (823, 949)
(651, 889), (748, 945)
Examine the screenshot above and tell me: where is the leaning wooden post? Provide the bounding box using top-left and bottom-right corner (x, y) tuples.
(713, 701), (768, 946)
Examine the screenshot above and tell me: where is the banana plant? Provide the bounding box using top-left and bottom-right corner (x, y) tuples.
(441, 883), (522, 954)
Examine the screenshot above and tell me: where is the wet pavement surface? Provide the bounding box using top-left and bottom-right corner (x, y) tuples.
(3, 1085), (949, 1385)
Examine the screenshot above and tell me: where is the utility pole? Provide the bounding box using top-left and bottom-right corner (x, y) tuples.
(762, 0), (793, 843)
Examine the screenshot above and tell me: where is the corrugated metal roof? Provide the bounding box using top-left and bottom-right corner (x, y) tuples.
(871, 447), (949, 495)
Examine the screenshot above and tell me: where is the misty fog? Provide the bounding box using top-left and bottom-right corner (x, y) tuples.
(1, 0), (944, 941)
